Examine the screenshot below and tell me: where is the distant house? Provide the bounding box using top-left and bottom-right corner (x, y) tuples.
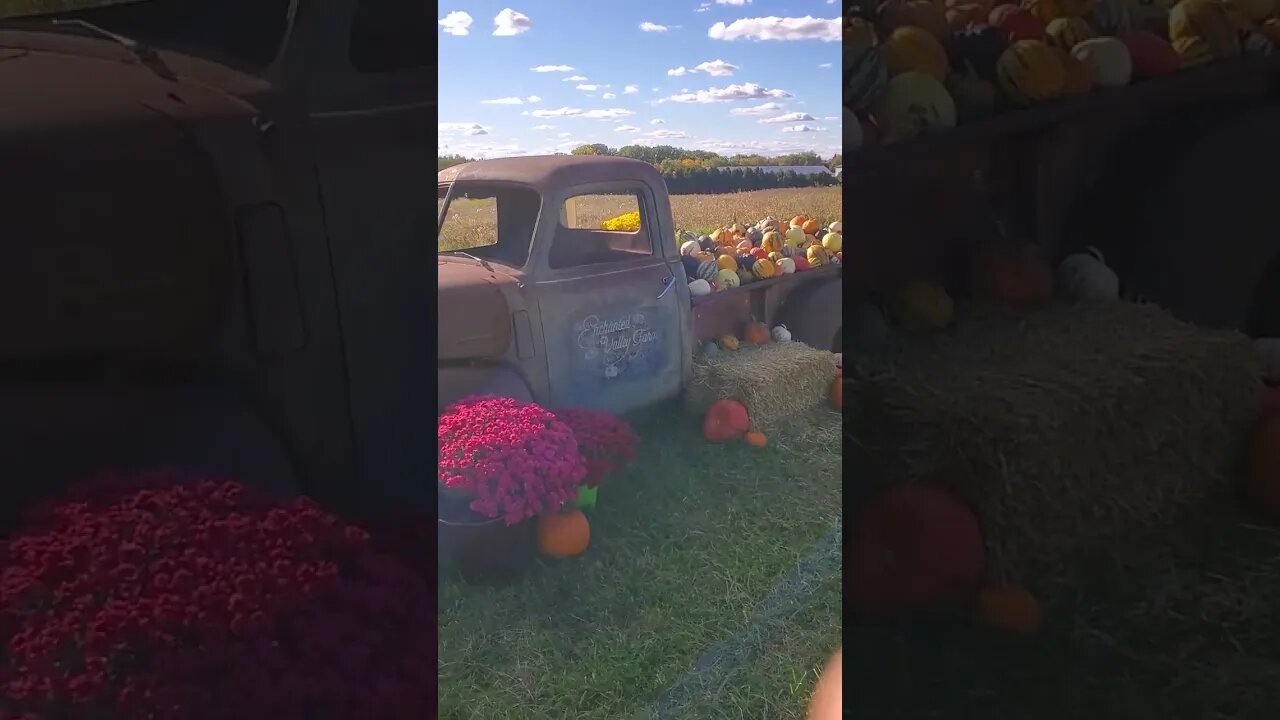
(832, 166), (842, 179)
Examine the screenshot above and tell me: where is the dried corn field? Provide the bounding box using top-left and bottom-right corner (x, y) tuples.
(438, 187), (842, 253)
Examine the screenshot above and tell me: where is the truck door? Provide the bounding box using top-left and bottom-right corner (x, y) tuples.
(533, 184), (686, 414)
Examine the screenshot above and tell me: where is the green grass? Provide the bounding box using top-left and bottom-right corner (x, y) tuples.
(437, 405), (842, 720)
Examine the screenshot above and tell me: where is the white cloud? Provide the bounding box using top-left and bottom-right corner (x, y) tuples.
(667, 66), (692, 77)
(819, 62), (832, 68)
(660, 83), (792, 103)
(529, 107), (636, 119)
(576, 83), (603, 91)
(602, 92), (617, 99)
(615, 125), (641, 132)
(760, 112), (816, 123)
(708, 16), (840, 42)
(716, 0), (751, 4)
(645, 129), (688, 139)
(640, 21), (669, 32)
(623, 85), (639, 94)
(650, 118), (666, 125)
(532, 124), (555, 130)
(694, 59), (739, 76)
(439, 122), (489, 136)
(563, 75), (588, 81)
(558, 132), (572, 138)
(439, 11), (474, 36)
(493, 8), (533, 36)
(652, 87), (660, 91)
(729, 102), (784, 116)
(526, 95), (541, 103)
(481, 97), (525, 105)
(451, 142), (528, 159)
(531, 64), (573, 72)
(782, 124), (826, 133)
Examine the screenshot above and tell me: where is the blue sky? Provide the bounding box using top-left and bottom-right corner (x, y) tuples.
(438, 1), (842, 160)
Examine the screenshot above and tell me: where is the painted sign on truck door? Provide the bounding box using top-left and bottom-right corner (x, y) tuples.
(535, 187), (684, 413)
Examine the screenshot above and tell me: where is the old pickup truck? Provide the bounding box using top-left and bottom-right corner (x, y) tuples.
(437, 155), (844, 415)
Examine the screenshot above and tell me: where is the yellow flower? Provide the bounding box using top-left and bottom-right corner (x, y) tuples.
(601, 211), (641, 232)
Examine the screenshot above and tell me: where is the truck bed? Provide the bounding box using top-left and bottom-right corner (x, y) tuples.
(691, 264), (841, 342)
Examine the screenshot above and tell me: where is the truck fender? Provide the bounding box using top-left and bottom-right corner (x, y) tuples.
(777, 276), (844, 352)
(438, 365), (534, 411)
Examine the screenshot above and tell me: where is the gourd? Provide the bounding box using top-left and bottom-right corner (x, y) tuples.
(1055, 245), (1120, 301)
(731, 223), (746, 237)
(698, 234), (716, 252)
(744, 318), (771, 345)
(1070, 36), (1132, 87)
(761, 230), (785, 254)
(1087, 0), (1134, 35)
(680, 255), (701, 280)
(1119, 30), (1181, 78)
(828, 221), (842, 234)
(736, 268), (755, 285)
(804, 234), (818, 248)
(697, 260), (720, 282)
(802, 218), (822, 235)
(771, 324), (793, 342)
(714, 268), (741, 289)
(845, 15), (878, 51)
(807, 245), (829, 267)
(1169, 0), (1240, 59)
(537, 509), (591, 558)
(745, 226), (763, 245)
(793, 256), (812, 272)
(736, 239), (754, 254)
(688, 278), (712, 296)
(1044, 15), (1096, 51)
(874, 71), (958, 142)
(693, 250), (715, 264)
(884, 26), (951, 82)
(718, 334), (740, 351)
(1060, 51), (1095, 94)
(973, 238), (1053, 310)
(744, 430), (768, 448)
(890, 281), (955, 331)
(975, 585), (1044, 634)
(846, 45), (890, 111)
(737, 253), (756, 271)
(996, 40), (1066, 105)
(749, 247), (768, 260)
(850, 483), (987, 615)
(716, 254), (738, 271)
(680, 239), (701, 256)
(710, 227), (731, 246)
(880, 0), (951, 40)
(776, 257), (797, 274)
(1172, 34), (1215, 66)
(784, 226), (807, 248)
(780, 244), (797, 258)
(990, 5), (1048, 41)
(822, 232), (843, 253)
(946, 24), (1008, 80)
(946, 63), (999, 121)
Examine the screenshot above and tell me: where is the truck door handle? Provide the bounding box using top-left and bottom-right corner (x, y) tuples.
(657, 275), (675, 299)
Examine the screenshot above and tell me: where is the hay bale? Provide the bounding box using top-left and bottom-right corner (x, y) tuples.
(685, 342), (838, 429)
(847, 300), (1260, 588)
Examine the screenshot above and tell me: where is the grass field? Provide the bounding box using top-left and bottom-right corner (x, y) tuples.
(437, 405), (843, 720)
(439, 187), (842, 254)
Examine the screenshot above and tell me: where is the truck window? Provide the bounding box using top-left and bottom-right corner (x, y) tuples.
(350, 0), (432, 73)
(437, 185), (540, 268)
(550, 192), (652, 270)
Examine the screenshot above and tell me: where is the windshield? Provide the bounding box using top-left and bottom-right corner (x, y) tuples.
(0, 0), (291, 72)
(437, 183), (541, 269)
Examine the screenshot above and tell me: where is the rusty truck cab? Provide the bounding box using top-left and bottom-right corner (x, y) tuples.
(438, 156), (692, 415)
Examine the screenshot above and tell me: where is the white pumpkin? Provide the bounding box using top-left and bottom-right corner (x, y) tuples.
(688, 278), (712, 296)
(776, 257), (796, 274)
(1071, 37), (1132, 88)
(771, 325), (793, 343)
(680, 239), (702, 257)
(1056, 246), (1120, 302)
(828, 220), (842, 234)
(1256, 338), (1280, 382)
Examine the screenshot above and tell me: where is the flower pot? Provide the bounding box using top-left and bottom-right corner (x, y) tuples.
(575, 485), (599, 511)
(438, 514), (537, 584)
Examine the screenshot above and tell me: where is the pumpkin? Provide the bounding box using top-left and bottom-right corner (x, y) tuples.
(780, 243), (797, 258)
(804, 233), (818, 248)
(946, 24), (1008, 79)
(975, 585), (1044, 634)
(718, 334), (740, 351)
(973, 238), (1054, 310)
(873, 71), (958, 142)
(744, 318), (771, 345)
(1257, 338), (1280, 384)
(806, 245), (830, 267)
(802, 218), (822, 235)
(736, 239), (754, 254)
(745, 226), (763, 245)
(736, 268), (755, 285)
(890, 281), (955, 331)
(1169, 0), (1241, 59)
(829, 221), (843, 233)
(701, 341), (720, 358)
(996, 40), (1066, 104)
(537, 508), (591, 558)
(1045, 15), (1097, 50)
(822, 232), (843, 254)
(793, 256), (812, 272)
(831, 375), (843, 410)
(680, 255), (701, 280)
(1059, 50), (1096, 93)
(737, 253), (756, 271)
(776, 257), (797, 274)
(761, 230), (785, 254)
(715, 268), (741, 289)
(880, 0), (952, 39)
(1088, 0), (1135, 34)
(688, 278), (712, 296)
(749, 247), (768, 261)
(790, 215), (807, 228)
(850, 483), (987, 615)
(767, 251), (783, 263)
(844, 15), (879, 51)
(716, 254), (738, 271)
(710, 227), (730, 246)
(946, 63), (999, 120)
(1071, 36), (1132, 86)
(1172, 34), (1215, 64)
(990, 4), (1048, 40)
(731, 223), (746, 237)
(1120, 29), (1182, 77)
(784, 226), (807, 248)
(948, 3), (991, 31)
(1244, 413), (1280, 524)
(744, 429), (768, 448)
(752, 258), (777, 279)
(693, 250), (715, 264)
(771, 324), (793, 342)
(680, 239), (701, 256)
(704, 398), (750, 442)
(698, 234), (715, 251)
(884, 26), (952, 82)
(1056, 245), (1120, 301)
(697, 260), (721, 282)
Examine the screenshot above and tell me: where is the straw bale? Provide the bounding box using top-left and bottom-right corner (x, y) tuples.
(685, 342), (838, 429)
(846, 300), (1261, 587)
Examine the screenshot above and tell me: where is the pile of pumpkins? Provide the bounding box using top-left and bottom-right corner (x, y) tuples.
(679, 216), (845, 299)
(845, 0), (1280, 146)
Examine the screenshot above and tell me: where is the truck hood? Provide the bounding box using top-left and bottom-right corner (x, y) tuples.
(438, 257), (521, 361)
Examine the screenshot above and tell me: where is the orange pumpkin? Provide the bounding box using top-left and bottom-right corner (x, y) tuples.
(703, 398), (750, 441)
(790, 215), (807, 228)
(1059, 50), (1095, 94)
(831, 376), (843, 410)
(744, 430), (768, 447)
(537, 508), (591, 558)
(975, 585), (1044, 634)
(802, 218), (822, 235)
(744, 318), (771, 345)
(972, 238), (1053, 311)
(1245, 413), (1280, 524)
(879, 0), (952, 39)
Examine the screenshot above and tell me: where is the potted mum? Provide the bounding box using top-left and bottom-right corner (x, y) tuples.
(552, 408), (639, 512)
(437, 395), (586, 582)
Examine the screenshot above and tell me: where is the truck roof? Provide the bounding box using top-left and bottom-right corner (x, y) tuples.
(438, 154), (662, 192)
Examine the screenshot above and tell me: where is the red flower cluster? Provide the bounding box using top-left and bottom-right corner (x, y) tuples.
(552, 408), (639, 488)
(0, 470), (433, 720)
(438, 396), (587, 525)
